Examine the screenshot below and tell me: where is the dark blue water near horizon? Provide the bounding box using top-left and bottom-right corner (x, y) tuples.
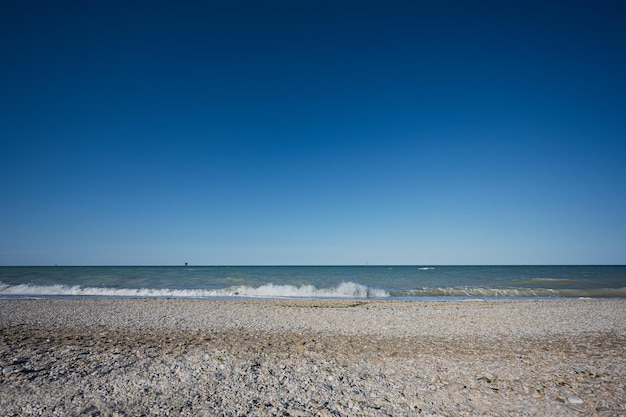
(1, 265), (625, 300)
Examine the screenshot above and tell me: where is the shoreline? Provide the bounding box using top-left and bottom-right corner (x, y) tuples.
(1, 299), (625, 416)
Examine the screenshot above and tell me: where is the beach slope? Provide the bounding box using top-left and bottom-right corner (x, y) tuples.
(1, 299), (624, 416)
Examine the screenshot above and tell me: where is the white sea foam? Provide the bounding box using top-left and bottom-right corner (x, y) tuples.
(398, 286), (626, 298)
(399, 287), (561, 297)
(0, 283), (223, 298)
(228, 282), (389, 298)
(2, 281), (624, 299)
(0, 281), (389, 299)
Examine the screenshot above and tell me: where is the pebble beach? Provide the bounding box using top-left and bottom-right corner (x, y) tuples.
(1, 298), (624, 416)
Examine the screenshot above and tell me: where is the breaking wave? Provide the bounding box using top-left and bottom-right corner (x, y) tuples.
(2, 281), (624, 300)
(394, 286), (626, 298)
(0, 281), (389, 299)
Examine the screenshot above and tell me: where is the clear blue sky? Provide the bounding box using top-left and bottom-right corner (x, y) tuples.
(1, 0), (625, 265)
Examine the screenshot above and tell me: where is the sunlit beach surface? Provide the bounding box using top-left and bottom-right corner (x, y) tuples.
(1, 298), (624, 416)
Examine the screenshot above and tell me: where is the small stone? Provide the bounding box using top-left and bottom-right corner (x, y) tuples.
(81, 405), (100, 416)
(566, 396), (584, 404)
(567, 404), (585, 413)
(478, 374), (495, 383)
(2, 366), (27, 376)
(445, 383), (466, 392)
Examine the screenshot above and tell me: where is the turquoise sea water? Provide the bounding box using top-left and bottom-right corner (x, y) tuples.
(0, 265), (625, 300)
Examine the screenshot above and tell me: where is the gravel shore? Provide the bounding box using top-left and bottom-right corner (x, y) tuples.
(1, 298), (624, 416)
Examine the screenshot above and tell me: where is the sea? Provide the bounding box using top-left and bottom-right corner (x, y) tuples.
(1, 265), (625, 301)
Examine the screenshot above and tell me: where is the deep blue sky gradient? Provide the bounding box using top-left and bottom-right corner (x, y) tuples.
(1, 0), (625, 265)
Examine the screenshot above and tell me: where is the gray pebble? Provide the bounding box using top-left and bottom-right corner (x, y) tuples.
(445, 382), (466, 392)
(566, 395), (584, 404)
(2, 365), (27, 376)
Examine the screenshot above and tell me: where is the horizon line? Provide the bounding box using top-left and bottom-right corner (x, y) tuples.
(1, 264), (624, 268)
